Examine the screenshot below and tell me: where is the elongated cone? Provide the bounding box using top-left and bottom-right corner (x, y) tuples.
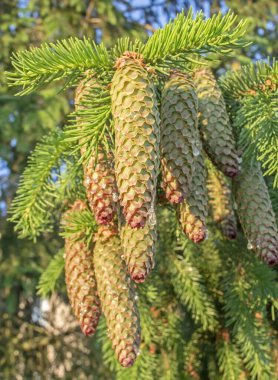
(93, 225), (141, 367)
(234, 160), (278, 266)
(76, 76), (118, 225)
(111, 52), (160, 228)
(178, 152), (208, 243)
(193, 68), (239, 178)
(64, 200), (101, 336)
(161, 71), (201, 203)
(120, 219), (157, 283)
(207, 164), (237, 239)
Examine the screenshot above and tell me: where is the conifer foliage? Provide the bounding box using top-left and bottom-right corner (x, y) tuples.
(6, 8), (278, 378)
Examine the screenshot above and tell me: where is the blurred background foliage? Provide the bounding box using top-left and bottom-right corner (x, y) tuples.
(0, 1), (277, 379)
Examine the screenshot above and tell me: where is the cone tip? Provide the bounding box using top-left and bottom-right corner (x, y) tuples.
(132, 271), (148, 283)
(82, 324), (96, 337)
(265, 255), (278, 267)
(119, 353), (137, 367)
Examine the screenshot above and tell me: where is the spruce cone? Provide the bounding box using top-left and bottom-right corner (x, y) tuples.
(76, 76), (118, 225)
(234, 160), (278, 266)
(178, 153), (208, 243)
(93, 225), (141, 367)
(207, 164), (237, 239)
(161, 71), (201, 203)
(111, 53), (160, 228)
(120, 220), (157, 283)
(82, 150), (118, 225)
(64, 200), (101, 336)
(193, 68), (239, 178)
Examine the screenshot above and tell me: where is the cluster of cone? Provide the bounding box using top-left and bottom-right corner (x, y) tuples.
(63, 53), (278, 367)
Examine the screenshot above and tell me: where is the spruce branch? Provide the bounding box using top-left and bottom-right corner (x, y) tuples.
(216, 337), (243, 380)
(234, 93), (278, 187)
(223, 261), (273, 379)
(60, 205), (97, 247)
(219, 59), (277, 103)
(8, 131), (69, 240)
(6, 10), (249, 93)
(64, 84), (112, 164)
(184, 328), (205, 379)
(220, 60), (278, 187)
(37, 251), (65, 297)
(170, 249), (218, 331)
(142, 9), (249, 67)
(6, 37), (112, 95)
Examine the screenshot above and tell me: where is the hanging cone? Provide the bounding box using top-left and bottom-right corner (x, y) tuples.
(75, 75), (118, 225)
(64, 200), (101, 336)
(234, 160), (278, 266)
(161, 71), (201, 203)
(120, 218), (157, 283)
(111, 52), (160, 228)
(82, 149), (118, 225)
(93, 224), (141, 367)
(207, 163), (237, 239)
(178, 152), (208, 243)
(193, 68), (239, 178)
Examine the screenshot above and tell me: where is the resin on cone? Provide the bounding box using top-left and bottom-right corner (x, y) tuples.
(234, 159), (278, 266)
(93, 225), (141, 367)
(178, 152), (208, 243)
(111, 52), (160, 228)
(207, 164), (237, 239)
(120, 217), (157, 283)
(75, 75), (118, 225)
(161, 71), (201, 203)
(193, 68), (239, 178)
(64, 200), (101, 336)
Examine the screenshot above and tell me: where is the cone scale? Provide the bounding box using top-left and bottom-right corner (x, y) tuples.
(64, 200), (101, 336)
(111, 52), (160, 228)
(161, 71), (201, 203)
(193, 68), (239, 178)
(93, 225), (141, 367)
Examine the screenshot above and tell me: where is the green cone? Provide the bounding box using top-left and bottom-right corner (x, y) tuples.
(161, 71), (201, 203)
(93, 224), (141, 367)
(234, 160), (278, 266)
(193, 68), (239, 178)
(207, 164), (237, 239)
(64, 200), (101, 336)
(178, 152), (208, 243)
(111, 53), (160, 228)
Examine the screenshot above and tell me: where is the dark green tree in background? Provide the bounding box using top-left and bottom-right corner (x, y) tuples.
(0, 1), (278, 379)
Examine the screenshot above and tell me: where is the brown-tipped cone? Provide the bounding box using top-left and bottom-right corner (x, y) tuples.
(161, 71), (201, 204)
(82, 150), (118, 225)
(178, 152), (208, 243)
(111, 53), (160, 228)
(64, 200), (101, 336)
(193, 68), (239, 178)
(93, 225), (141, 367)
(207, 164), (237, 239)
(234, 160), (278, 266)
(120, 218), (157, 283)
(75, 76), (118, 225)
